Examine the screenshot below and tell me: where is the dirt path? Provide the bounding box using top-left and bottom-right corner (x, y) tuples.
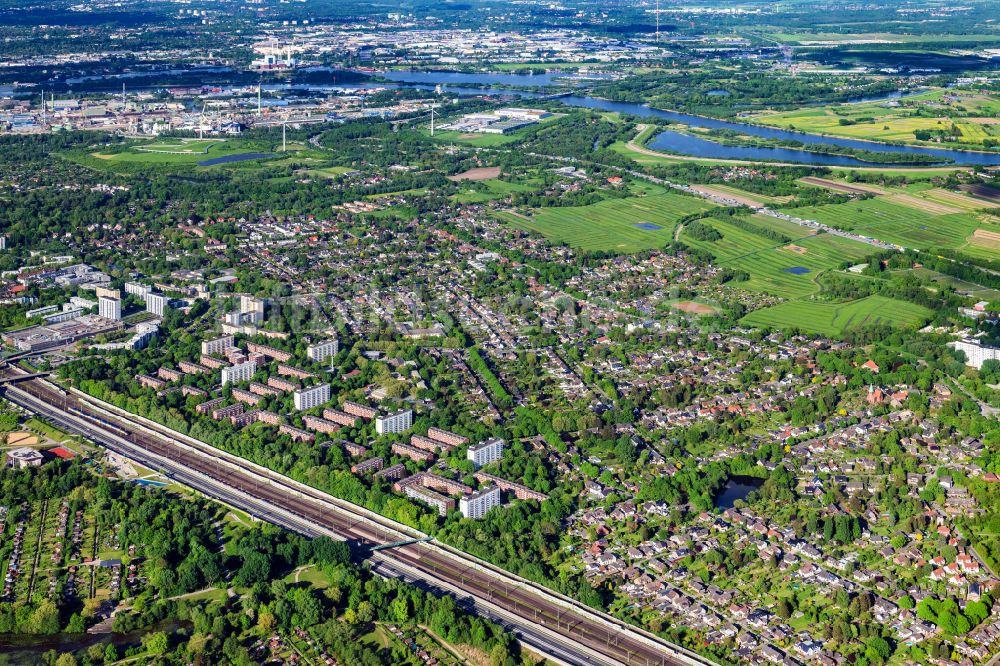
(25, 499), (48, 603)
(419, 624), (472, 665)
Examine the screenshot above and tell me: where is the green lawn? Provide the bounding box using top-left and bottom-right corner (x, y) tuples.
(781, 197), (980, 250)
(84, 138), (283, 169)
(679, 217), (872, 299)
(740, 295), (932, 335)
(498, 190), (714, 252)
(452, 178), (541, 203)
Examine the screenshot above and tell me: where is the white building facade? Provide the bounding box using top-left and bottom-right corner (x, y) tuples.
(376, 409), (413, 435)
(467, 437), (504, 468)
(221, 360), (256, 386)
(460, 486), (501, 519)
(293, 383), (331, 411)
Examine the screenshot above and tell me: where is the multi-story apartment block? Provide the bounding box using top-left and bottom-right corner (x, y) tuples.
(135, 374), (166, 390)
(256, 411), (283, 426)
(267, 376), (298, 393)
(279, 424), (314, 443)
(221, 360), (256, 386)
(125, 282), (150, 298)
(344, 442), (367, 457)
(410, 435), (451, 453)
(460, 486), (501, 519)
(343, 401), (377, 420)
(374, 463), (407, 482)
(278, 363), (317, 380)
(391, 442), (434, 463)
(181, 385), (207, 398)
(473, 472), (549, 501)
(178, 361), (211, 375)
(250, 381), (284, 397)
(351, 457), (384, 475)
(427, 427), (469, 447)
(98, 296), (121, 321)
(145, 292), (169, 317)
(231, 388), (262, 406)
(404, 485), (454, 517)
(467, 438), (504, 469)
(200, 355), (227, 369)
(157, 367), (183, 382)
(293, 383), (330, 411)
(302, 414), (342, 434)
(201, 335), (235, 356)
(196, 397), (226, 415)
(376, 409), (413, 435)
(307, 338), (339, 363)
(323, 408), (359, 427)
(230, 410), (260, 428)
(212, 403), (244, 421)
(246, 342), (292, 363)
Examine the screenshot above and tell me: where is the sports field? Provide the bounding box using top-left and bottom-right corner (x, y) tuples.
(782, 197), (981, 251)
(497, 191), (714, 252)
(679, 216), (872, 299)
(740, 295), (932, 336)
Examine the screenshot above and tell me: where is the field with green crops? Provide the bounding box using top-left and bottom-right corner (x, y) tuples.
(781, 197), (980, 250)
(679, 216), (872, 299)
(497, 190), (714, 252)
(453, 178), (542, 203)
(740, 295), (932, 335)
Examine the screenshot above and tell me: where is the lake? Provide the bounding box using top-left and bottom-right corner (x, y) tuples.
(715, 476), (765, 510)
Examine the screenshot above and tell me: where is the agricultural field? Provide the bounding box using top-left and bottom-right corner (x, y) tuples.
(679, 216), (872, 299)
(781, 197), (983, 251)
(740, 295), (933, 336)
(751, 88), (1000, 148)
(497, 190), (714, 252)
(452, 177), (542, 203)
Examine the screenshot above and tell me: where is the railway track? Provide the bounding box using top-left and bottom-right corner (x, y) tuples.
(0, 369), (708, 666)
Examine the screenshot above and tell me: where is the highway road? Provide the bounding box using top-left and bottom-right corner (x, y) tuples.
(0, 370), (715, 666)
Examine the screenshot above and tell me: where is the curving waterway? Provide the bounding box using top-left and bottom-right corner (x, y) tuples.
(373, 72), (1000, 167)
(39, 66), (1000, 167)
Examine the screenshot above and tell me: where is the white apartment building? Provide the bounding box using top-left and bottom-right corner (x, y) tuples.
(293, 383), (331, 411)
(376, 409), (413, 435)
(69, 296), (97, 311)
(950, 339), (1000, 369)
(240, 295), (265, 324)
(460, 485), (501, 519)
(145, 292), (169, 317)
(98, 296), (121, 321)
(125, 282), (151, 297)
(307, 338), (339, 363)
(467, 437), (504, 469)
(221, 360), (256, 386)
(202, 335), (236, 356)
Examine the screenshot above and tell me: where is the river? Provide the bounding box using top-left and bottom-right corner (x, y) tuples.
(33, 66), (1000, 167)
(372, 73), (1000, 166)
